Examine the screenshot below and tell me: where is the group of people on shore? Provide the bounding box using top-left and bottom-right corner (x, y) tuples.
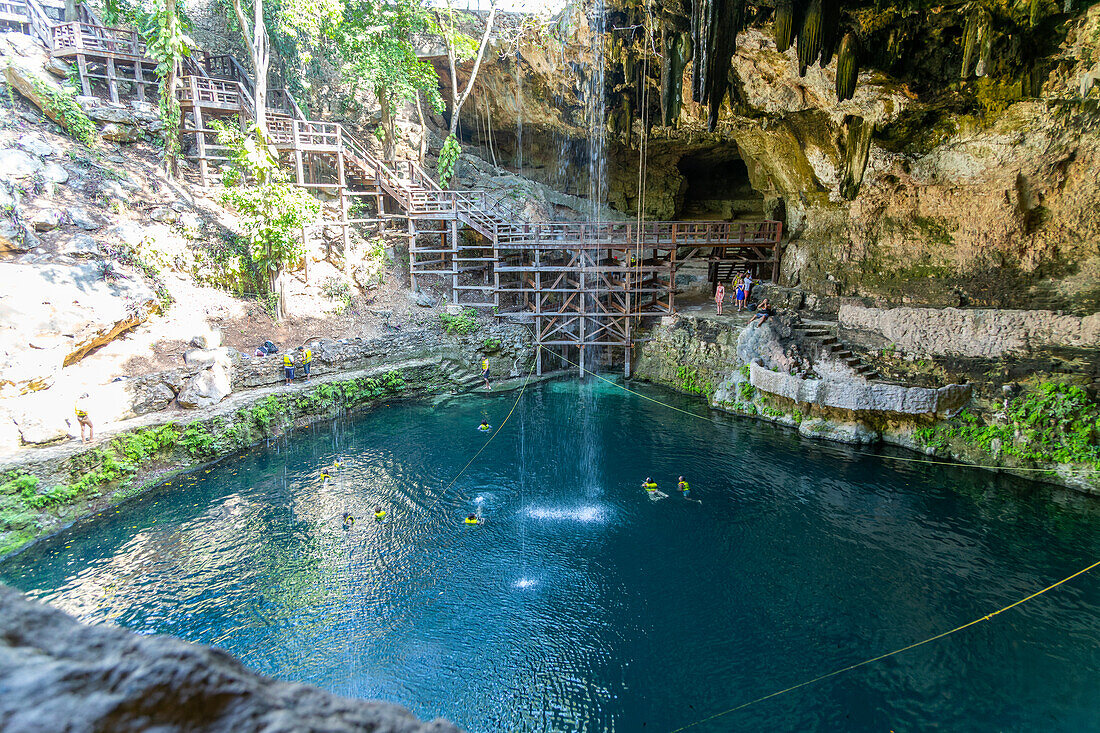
(713, 271), (773, 327)
(714, 271), (755, 316)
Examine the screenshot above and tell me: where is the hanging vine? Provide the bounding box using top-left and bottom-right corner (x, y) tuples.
(438, 134), (461, 189)
(139, 0), (190, 176)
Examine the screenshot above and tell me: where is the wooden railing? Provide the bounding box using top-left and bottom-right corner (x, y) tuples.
(51, 20), (146, 57)
(23, 0), (55, 46)
(178, 75), (246, 111)
(491, 220), (782, 249)
(268, 89), (306, 120)
(201, 53), (250, 87)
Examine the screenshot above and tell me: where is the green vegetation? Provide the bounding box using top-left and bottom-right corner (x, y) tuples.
(439, 307), (479, 335)
(27, 75), (95, 146)
(437, 134), (461, 188)
(738, 381), (757, 402)
(676, 366), (715, 398)
(482, 338), (501, 352)
(915, 383), (1100, 468)
(213, 121), (322, 319)
(321, 277), (353, 314)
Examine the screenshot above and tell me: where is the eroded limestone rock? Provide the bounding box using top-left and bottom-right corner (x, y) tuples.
(178, 365), (232, 409)
(0, 584), (462, 733)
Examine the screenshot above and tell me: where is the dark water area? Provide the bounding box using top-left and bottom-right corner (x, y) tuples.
(3, 379), (1099, 732)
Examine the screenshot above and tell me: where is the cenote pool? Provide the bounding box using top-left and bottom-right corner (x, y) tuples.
(2, 379), (1099, 731)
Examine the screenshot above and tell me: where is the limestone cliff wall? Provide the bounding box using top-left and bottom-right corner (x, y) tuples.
(454, 3), (1100, 314)
(0, 584), (461, 732)
(838, 304), (1100, 358)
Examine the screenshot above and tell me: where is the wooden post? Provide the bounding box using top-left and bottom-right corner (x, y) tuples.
(772, 221), (783, 283)
(190, 77), (207, 186)
(337, 134), (350, 280)
(134, 58), (145, 103)
(450, 217), (459, 305)
(535, 247), (542, 375)
(407, 218), (416, 291)
(106, 56), (119, 103)
(292, 123), (304, 185)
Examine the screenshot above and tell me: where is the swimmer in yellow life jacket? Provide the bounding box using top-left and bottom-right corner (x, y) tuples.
(478, 419), (492, 432)
(678, 476), (690, 495)
(374, 506), (386, 522)
(465, 513), (483, 525)
(643, 477), (668, 501)
(342, 511), (355, 529)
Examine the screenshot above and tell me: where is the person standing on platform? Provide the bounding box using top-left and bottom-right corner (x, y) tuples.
(481, 357), (491, 391)
(715, 283), (726, 315)
(283, 353), (295, 386)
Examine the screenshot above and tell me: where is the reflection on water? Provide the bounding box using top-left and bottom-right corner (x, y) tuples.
(3, 379), (1100, 732)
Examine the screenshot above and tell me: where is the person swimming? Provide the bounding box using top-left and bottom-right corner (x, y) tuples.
(478, 420), (492, 432)
(374, 506), (386, 522)
(342, 511), (355, 529)
(643, 477), (668, 501)
(465, 513), (483, 525)
(678, 476), (690, 495)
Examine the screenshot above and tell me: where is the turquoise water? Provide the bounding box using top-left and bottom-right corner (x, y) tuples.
(3, 379), (1100, 731)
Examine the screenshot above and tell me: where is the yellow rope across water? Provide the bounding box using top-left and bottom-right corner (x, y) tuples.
(540, 349), (1097, 476)
(668, 557), (1100, 731)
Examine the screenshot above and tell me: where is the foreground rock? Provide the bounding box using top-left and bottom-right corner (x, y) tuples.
(0, 584), (461, 733)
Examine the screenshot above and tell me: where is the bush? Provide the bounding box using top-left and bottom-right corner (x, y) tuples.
(439, 308), (479, 335)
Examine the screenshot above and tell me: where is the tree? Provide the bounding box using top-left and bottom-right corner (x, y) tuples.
(213, 121), (321, 320)
(142, 0), (189, 176)
(433, 0), (500, 186)
(333, 0), (442, 160)
(229, 0), (271, 135)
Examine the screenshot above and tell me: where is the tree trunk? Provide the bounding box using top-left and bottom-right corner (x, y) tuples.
(253, 0), (269, 136)
(230, 0), (268, 135)
(64, 0), (76, 22)
(446, 1), (499, 137)
(378, 86), (395, 160)
(414, 91), (427, 163)
(164, 57), (179, 178)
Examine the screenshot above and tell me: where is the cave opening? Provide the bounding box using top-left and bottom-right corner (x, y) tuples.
(676, 148), (764, 221)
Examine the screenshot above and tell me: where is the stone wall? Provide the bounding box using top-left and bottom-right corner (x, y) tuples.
(633, 313), (1098, 493)
(839, 304), (1100, 358)
(749, 363), (971, 415)
(0, 584), (461, 732)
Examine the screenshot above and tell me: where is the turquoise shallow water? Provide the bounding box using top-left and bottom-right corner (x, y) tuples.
(3, 378), (1100, 731)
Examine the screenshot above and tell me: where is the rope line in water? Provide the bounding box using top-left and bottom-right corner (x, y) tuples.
(668, 557), (1100, 732)
(540, 349), (1093, 476)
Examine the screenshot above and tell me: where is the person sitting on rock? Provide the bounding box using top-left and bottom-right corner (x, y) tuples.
(749, 298), (773, 328)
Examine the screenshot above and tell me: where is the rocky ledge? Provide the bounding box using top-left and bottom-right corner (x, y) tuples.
(0, 584), (460, 733)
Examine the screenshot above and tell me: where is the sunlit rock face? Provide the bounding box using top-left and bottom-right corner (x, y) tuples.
(450, 1), (1100, 313)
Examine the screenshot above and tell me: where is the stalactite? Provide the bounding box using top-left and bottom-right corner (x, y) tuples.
(817, 0), (839, 68)
(839, 114), (873, 200)
(660, 29), (690, 127)
(836, 32), (859, 101)
(691, 0), (745, 130)
(796, 0), (823, 75)
(975, 13), (992, 77)
(960, 5), (988, 79)
(774, 0), (794, 52)
(1029, 0), (1042, 28)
